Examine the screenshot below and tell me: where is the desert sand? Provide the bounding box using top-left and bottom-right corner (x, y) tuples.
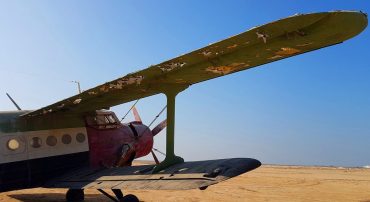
(2, 164), (370, 202)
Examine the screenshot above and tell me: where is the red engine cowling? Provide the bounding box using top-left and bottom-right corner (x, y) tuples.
(86, 122), (153, 168)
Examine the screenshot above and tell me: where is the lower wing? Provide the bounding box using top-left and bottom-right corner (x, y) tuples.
(44, 158), (261, 190)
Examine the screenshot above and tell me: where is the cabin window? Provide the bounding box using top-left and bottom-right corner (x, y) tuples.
(85, 113), (120, 129)
(30, 137), (42, 148)
(46, 135), (57, 146)
(76, 133), (86, 143)
(106, 115), (116, 124)
(62, 134), (72, 144)
(7, 139), (19, 151)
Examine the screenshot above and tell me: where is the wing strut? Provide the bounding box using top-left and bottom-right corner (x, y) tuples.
(152, 85), (188, 173)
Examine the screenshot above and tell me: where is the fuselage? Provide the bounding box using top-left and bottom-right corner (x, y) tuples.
(0, 110), (153, 192)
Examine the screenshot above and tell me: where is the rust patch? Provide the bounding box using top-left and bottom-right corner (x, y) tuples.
(88, 91), (97, 95)
(109, 83), (122, 89)
(256, 31), (269, 43)
(206, 62), (247, 75)
(227, 44), (238, 49)
(43, 109), (52, 114)
(100, 85), (109, 93)
(117, 75), (144, 86)
(275, 47), (300, 56)
(73, 98), (82, 104)
(159, 62), (186, 72)
(201, 51), (212, 57)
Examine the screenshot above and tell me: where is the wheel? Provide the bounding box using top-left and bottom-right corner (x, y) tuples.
(199, 186), (208, 190)
(66, 189), (84, 202)
(120, 194), (139, 202)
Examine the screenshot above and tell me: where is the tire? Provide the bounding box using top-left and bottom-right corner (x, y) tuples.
(66, 189), (84, 202)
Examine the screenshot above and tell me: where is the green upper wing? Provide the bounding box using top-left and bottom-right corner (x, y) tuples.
(23, 11), (367, 118)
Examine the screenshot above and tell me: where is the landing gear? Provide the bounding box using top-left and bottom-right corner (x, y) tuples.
(97, 189), (139, 202)
(66, 189), (138, 202)
(66, 189), (84, 202)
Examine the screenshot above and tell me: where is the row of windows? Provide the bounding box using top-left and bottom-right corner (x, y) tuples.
(6, 133), (86, 151)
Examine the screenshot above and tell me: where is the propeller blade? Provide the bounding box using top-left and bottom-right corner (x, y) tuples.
(132, 106), (142, 123)
(151, 150), (160, 165)
(151, 119), (167, 136)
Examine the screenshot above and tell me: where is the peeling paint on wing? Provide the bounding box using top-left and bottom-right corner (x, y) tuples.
(43, 109), (53, 114)
(100, 85), (109, 93)
(73, 98), (82, 104)
(275, 47), (300, 56)
(109, 83), (122, 89)
(159, 62), (186, 72)
(256, 31), (269, 43)
(118, 75), (144, 86)
(201, 51), (212, 57)
(206, 63), (248, 75)
(227, 44), (238, 49)
(88, 91), (97, 95)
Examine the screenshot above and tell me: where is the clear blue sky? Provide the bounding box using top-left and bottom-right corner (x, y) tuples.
(0, 1), (369, 167)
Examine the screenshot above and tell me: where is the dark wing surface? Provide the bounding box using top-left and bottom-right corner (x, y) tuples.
(44, 158), (261, 190)
(24, 11), (367, 117)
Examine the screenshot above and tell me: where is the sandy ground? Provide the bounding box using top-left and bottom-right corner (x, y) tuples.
(1, 164), (370, 202)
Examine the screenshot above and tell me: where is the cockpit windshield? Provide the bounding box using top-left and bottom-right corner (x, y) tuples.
(85, 112), (121, 129)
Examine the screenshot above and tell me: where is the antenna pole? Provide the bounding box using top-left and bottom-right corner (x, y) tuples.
(71, 81), (82, 93)
(6, 93), (21, 110)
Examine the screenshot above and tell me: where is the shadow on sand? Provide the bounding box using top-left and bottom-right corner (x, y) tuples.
(9, 193), (105, 202)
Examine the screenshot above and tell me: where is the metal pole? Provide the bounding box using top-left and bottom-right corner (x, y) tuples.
(71, 81), (82, 94)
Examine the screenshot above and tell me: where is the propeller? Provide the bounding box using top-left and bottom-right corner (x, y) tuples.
(130, 105), (167, 164)
(151, 119), (167, 136)
(132, 106), (142, 123)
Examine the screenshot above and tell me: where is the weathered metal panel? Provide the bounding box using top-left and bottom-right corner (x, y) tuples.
(45, 158), (261, 190)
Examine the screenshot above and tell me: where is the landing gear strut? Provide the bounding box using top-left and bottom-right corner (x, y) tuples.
(97, 189), (139, 202)
(66, 189), (139, 202)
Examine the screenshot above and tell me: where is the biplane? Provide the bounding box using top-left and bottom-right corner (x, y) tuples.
(0, 11), (367, 202)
